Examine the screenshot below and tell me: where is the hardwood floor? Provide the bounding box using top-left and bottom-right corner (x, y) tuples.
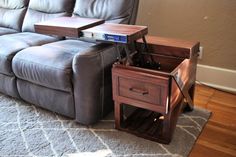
(189, 84), (236, 157)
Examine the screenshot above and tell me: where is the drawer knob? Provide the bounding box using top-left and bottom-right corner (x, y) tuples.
(129, 87), (149, 95)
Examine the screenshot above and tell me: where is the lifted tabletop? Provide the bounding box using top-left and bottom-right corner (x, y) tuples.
(34, 17), (105, 38)
(34, 17), (148, 44)
(82, 23), (148, 44)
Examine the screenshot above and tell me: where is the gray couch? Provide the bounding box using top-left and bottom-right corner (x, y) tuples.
(0, 0), (139, 124)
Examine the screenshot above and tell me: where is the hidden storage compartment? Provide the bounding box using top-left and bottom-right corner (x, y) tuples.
(119, 52), (185, 74)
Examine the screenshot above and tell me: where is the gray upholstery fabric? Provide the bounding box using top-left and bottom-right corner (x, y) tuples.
(129, 0), (139, 24)
(0, 74), (19, 98)
(17, 79), (75, 118)
(0, 0), (140, 124)
(13, 40), (96, 118)
(73, 43), (117, 124)
(14, 39), (117, 124)
(12, 40), (94, 92)
(0, 0), (29, 8)
(22, 0), (75, 32)
(0, 27), (18, 35)
(0, 0), (29, 31)
(0, 32), (58, 76)
(73, 0), (139, 24)
(29, 0), (75, 13)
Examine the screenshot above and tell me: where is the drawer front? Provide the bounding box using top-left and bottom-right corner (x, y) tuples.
(118, 77), (164, 106)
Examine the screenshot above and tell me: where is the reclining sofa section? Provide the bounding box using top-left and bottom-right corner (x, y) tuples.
(0, 0), (74, 98)
(0, 0), (140, 125)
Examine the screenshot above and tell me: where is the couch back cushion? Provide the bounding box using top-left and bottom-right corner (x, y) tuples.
(0, 0), (29, 31)
(73, 0), (139, 24)
(22, 0), (75, 32)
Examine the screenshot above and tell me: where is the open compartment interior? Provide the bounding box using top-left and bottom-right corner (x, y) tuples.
(119, 52), (185, 74)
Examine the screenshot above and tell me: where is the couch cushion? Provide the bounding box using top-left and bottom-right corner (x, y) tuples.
(17, 79), (75, 118)
(73, 0), (139, 24)
(0, 32), (58, 76)
(0, 27), (18, 35)
(22, 0), (75, 32)
(0, 0), (29, 31)
(0, 73), (19, 98)
(12, 40), (95, 92)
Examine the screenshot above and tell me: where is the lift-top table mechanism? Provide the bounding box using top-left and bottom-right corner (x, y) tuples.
(34, 17), (200, 144)
(81, 23), (150, 65)
(34, 16), (198, 120)
(35, 17), (152, 66)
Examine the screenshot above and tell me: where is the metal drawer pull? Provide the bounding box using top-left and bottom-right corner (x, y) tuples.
(129, 87), (149, 95)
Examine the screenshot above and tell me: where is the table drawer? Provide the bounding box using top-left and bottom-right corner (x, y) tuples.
(118, 77), (163, 106)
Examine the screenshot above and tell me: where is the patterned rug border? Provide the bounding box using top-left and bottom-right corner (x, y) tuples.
(0, 94), (211, 157)
(185, 106), (212, 156)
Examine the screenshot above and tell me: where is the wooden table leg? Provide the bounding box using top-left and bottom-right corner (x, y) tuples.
(162, 113), (171, 144)
(183, 84), (195, 112)
(162, 101), (183, 144)
(114, 101), (123, 129)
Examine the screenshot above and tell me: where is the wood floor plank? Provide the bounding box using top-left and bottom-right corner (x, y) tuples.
(194, 94), (209, 108)
(211, 90), (236, 107)
(208, 121), (236, 132)
(199, 124), (236, 147)
(207, 101), (236, 114)
(194, 84), (215, 108)
(195, 84), (215, 97)
(191, 143), (236, 157)
(197, 139), (236, 157)
(207, 102), (236, 128)
(189, 85), (236, 157)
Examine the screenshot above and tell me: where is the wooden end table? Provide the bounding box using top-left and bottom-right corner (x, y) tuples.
(112, 36), (200, 144)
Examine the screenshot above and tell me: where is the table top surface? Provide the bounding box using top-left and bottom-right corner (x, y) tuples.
(35, 17), (148, 42)
(138, 36), (199, 49)
(34, 17), (105, 37)
(83, 23), (148, 37)
(35, 16), (105, 29)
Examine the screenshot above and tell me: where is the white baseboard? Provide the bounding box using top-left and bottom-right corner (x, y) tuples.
(196, 64), (236, 94)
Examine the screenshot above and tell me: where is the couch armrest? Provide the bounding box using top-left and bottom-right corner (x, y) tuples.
(137, 36), (200, 59)
(72, 43), (118, 124)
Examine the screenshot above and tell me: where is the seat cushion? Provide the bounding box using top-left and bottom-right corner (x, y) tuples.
(0, 73), (19, 98)
(17, 79), (75, 118)
(0, 32), (58, 76)
(12, 40), (95, 92)
(22, 0), (74, 32)
(0, 27), (18, 35)
(0, 0), (29, 31)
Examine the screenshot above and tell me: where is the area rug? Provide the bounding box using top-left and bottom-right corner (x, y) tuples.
(0, 94), (211, 157)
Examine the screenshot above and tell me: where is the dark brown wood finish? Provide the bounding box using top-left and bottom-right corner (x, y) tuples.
(137, 36), (200, 59)
(34, 17), (105, 37)
(112, 60), (185, 143)
(117, 104), (182, 144)
(83, 23), (148, 43)
(112, 36), (200, 144)
(137, 36), (200, 110)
